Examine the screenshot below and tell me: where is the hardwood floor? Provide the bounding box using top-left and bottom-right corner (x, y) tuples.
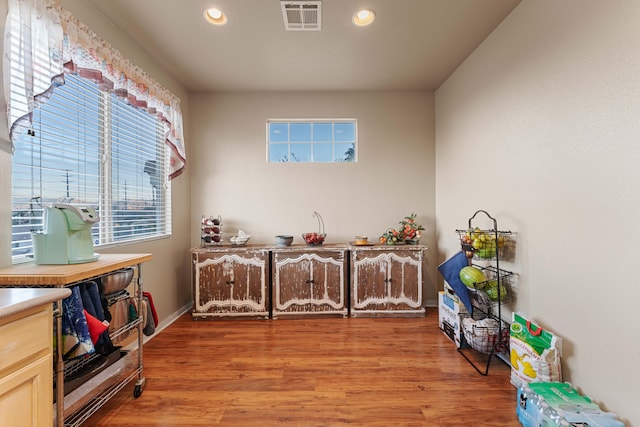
(86, 309), (520, 426)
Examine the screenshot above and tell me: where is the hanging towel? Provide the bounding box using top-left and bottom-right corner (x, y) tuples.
(437, 251), (473, 313)
(84, 309), (108, 344)
(143, 291), (158, 327)
(80, 281), (116, 355)
(60, 286), (95, 360)
(128, 299), (138, 323)
(142, 295), (156, 336)
(80, 281), (107, 320)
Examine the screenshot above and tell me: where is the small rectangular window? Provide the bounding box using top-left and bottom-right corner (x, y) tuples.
(267, 119), (356, 163)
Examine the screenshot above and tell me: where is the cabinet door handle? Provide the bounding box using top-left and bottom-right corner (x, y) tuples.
(384, 278), (392, 283)
(226, 280), (235, 285)
(305, 279), (314, 284)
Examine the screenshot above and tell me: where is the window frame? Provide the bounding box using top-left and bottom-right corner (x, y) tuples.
(10, 72), (171, 264)
(266, 118), (357, 163)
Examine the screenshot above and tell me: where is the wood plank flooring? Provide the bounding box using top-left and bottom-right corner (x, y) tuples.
(85, 309), (520, 426)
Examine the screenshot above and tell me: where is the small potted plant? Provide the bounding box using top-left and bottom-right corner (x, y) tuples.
(399, 213), (424, 244)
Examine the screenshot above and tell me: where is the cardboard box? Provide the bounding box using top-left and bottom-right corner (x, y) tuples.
(438, 290), (467, 348)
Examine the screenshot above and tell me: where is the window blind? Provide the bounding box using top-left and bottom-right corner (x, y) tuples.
(10, 73), (171, 262)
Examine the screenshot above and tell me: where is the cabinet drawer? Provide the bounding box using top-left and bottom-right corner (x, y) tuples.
(0, 307), (52, 373)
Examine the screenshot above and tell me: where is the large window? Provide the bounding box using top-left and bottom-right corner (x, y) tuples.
(11, 73), (170, 262)
(267, 119), (357, 162)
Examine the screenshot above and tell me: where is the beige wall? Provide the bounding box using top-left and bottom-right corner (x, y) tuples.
(0, 0), (194, 326)
(190, 91), (438, 303)
(436, 1), (639, 424)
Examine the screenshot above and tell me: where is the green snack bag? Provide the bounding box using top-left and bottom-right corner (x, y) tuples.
(510, 312), (563, 388)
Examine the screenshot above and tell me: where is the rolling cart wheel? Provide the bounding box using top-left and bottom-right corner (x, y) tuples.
(133, 384), (143, 398)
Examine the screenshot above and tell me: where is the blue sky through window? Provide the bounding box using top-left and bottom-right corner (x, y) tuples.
(267, 119), (356, 163)
(313, 123), (332, 142)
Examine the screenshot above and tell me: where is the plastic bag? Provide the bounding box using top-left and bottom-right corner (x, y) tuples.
(462, 316), (502, 354)
(510, 312), (562, 388)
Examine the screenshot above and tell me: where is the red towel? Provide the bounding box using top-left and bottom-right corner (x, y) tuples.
(143, 291), (158, 327)
(83, 309), (108, 344)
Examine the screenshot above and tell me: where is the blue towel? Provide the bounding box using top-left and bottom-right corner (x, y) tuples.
(437, 251), (473, 312)
(80, 281), (106, 321)
(61, 286), (95, 359)
(80, 281), (115, 355)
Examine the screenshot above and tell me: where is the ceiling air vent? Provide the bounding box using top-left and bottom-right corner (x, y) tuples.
(280, 1), (321, 31)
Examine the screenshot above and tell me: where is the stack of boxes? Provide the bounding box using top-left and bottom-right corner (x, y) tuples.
(438, 286), (467, 348)
(517, 382), (624, 427)
(438, 284), (487, 349)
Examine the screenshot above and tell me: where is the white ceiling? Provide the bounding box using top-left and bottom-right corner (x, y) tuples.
(86, 0), (522, 93)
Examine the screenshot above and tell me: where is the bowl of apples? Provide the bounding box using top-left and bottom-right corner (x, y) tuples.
(302, 211), (327, 246)
(302, 232), (326, 246)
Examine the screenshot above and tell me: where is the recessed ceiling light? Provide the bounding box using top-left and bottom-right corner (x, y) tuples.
(353, 9), (375, 27)
(204, 8), (227, 25)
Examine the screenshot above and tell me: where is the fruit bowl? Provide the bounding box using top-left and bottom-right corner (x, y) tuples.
(302, 232), (326, 246)
(302, 211), (327, 246)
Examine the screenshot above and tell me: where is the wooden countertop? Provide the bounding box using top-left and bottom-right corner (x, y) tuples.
(0, 287), (71, 320)
(0, 253), (152, 286)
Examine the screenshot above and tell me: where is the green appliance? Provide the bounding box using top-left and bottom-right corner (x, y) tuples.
(31, 203), (100, 264)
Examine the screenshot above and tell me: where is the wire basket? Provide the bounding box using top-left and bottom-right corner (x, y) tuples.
(456, 228), (511, 261)
(465, 264), (514, 306)
(461, 315), (510, 355)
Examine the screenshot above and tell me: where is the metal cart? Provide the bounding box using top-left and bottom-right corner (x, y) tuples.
(0, 253), (152, 426)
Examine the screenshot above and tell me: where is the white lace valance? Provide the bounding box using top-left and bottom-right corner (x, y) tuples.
(3, 0), (186, 178)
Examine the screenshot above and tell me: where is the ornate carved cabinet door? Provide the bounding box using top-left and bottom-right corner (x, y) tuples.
(351, 246), (426, 317)
(386, 250), (422, 311)
(350, 251), (388, 312)
(272, 246), (348, 318)
(192, 247), (269, 318)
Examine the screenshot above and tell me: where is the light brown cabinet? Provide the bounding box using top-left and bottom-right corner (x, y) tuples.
(0, 288), (70, 427)
(191, 247), (269, 319)
(272, 246), (348, 319)
(350, 246), (426, 317)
